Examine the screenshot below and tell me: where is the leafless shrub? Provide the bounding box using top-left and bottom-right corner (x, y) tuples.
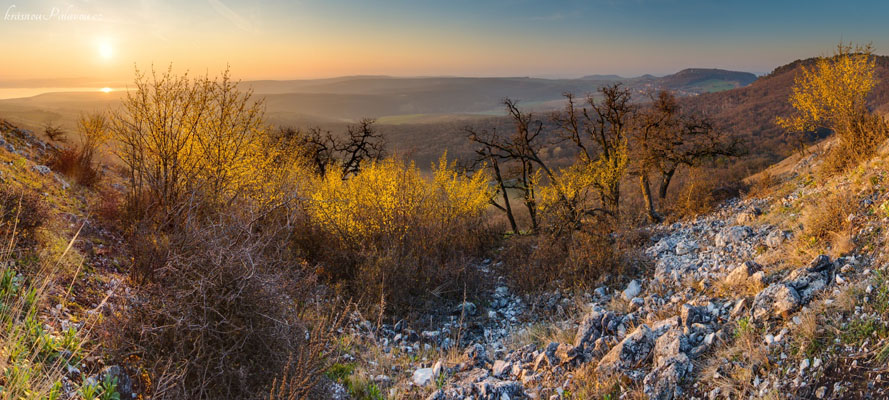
(47, 113), (109, 187)
(0, 187), (48, 248)
(109, 206), (326, 399)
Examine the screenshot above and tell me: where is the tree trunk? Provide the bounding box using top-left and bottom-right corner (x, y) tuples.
(491, 156), (518, 233)
(658, 167), (677, 199)
(639, 174), (661, 223)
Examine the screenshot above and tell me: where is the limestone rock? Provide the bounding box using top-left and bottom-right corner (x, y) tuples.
(643, 353), (691, 400)
(623, 279), (643, 300)
(596, 324), (655, 375)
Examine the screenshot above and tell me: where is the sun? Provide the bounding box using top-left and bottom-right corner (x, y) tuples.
(98, 41), (113, 60)
(100, 87), (112, 93)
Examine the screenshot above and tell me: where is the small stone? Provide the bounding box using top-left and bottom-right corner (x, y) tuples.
(815, 386), (827, 399)
(623, 280), (642, 300)
(455, 302), (477, 316)
(32, 165), (51, 175)
(432, 360), (443, 377)
(675, 240), (698, 255)
(492, 360), (512, 378)
(412, 368), (434, 386)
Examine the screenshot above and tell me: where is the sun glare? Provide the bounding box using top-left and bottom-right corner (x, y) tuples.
(100, 87), (112, 93)
(98, 41), (113, 60)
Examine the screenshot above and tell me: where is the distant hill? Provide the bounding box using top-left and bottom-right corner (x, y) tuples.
(677, 56), (889, 163)
(659, 68), (757, 90)
(0, 69), (758, 130)
(579, 74), (624, 81)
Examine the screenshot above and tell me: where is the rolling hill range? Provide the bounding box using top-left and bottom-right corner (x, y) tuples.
(3, 60), (889, 173)
(0, 68), (755, 130)
(375, 56), (889, 169)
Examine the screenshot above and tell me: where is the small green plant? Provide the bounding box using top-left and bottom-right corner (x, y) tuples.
(435, 371), (447, 389)
(878, 199), (889, 218)
(365, 382), (384, 400)
(325, 362), (356, 382)
(78, 379), (101, 400)
(99, 375), (121, 400)
(734, 317), (752, 338)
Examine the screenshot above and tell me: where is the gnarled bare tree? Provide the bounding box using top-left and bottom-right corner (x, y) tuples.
(631, 90), (741, 221)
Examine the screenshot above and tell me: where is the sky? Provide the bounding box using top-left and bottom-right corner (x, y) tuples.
(2, 0), (889, 84)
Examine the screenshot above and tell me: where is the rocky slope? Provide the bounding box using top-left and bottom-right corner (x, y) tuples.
(341, 144), (889, 399)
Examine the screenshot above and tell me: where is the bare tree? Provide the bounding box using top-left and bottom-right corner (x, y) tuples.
(43, 120), (66, 142)
(279, 119), (385, 179)
(467, 99), (548, 232)
(337, 118), (385, 178)
(632, 90), (740, 219)
(552, 84), (635, 221)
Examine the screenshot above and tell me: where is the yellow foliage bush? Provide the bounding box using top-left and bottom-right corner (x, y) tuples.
(777, 42), (888, 168)
(308, 155), (492, 244)
(537, 141), (628, 228)
(304, 154), (495, 311)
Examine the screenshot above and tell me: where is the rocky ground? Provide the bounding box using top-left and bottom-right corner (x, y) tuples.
(339, 147), (889, 399)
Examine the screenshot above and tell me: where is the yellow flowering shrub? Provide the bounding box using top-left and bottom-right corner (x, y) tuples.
(308, 155), (491, 244)
(305, 154), (494, 310)
(777, 42), (887, 165)
(537, 142), (628, 227)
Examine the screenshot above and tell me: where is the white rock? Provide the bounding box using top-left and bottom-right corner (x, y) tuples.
(412, 368), (434, 386)
(623, 280), (642, 300)
(492, 360), (512, 378)
(675, 240), (698, 255)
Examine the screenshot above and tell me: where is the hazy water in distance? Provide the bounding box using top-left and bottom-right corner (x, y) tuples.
(0, 87), (122, 99)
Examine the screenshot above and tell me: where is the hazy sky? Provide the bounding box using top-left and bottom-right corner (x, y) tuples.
(2, 0), (889, 83)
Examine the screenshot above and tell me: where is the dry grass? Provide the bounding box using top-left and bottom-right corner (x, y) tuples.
(569, 362), (647, 400)
(507, 321), (575, 350)
(794, 190), (857, 261)
(699, 318), (770, 398)
(711, 274), (766, 299)
(500, 229), (628, 295)
(0, 201), (101, 399)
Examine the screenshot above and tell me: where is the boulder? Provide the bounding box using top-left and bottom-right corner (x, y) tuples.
(464, 344), (488, 366)
(623, 279), (643, 300)
(753, 255), (835, 319)
(675, 240), (698, 255)
(32, 165), (51, 175)
(596, 324), (655, 376)
(653, 328), (690, 367)
(736, 207), (762, 225)
(680, 304), (706, 328)
(724, 261), (762, 287)
(643, 353), (691, 400)
(765, 230), (789, 248)
(492, 360), (512, 378)
(573, 308), (616, 349)
(715, 226), (753, 247)
(413, 368), (434, 386)
(752, 283), (800, 319)
(455, 301), (477, 316)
